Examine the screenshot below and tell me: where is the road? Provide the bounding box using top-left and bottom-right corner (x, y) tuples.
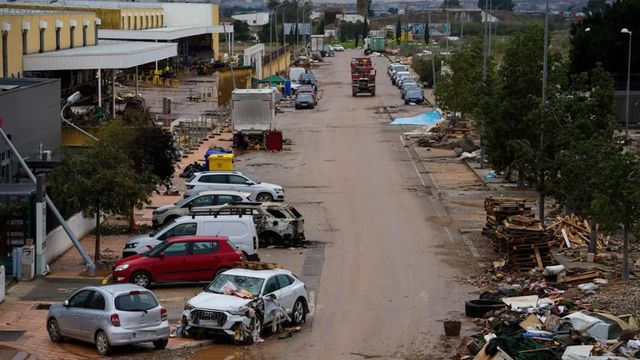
(193, 50), (474, 359)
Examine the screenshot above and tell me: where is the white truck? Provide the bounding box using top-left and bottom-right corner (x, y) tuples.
(231, 89), (275, 135)
(311, 35), (325, 53)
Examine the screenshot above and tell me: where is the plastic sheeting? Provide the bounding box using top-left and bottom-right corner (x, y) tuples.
(390, 110), (442, 126)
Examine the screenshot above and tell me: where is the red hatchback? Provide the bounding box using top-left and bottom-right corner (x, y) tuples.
(112, 236), (243, 288)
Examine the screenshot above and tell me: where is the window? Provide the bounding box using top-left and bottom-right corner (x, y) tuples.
(128, 16), (131, 30)
(277, 274), (294, 288)
(55, 28), (60, 50)
(1, 31), (7, 77)
(134, 16), (137, 30)
(121, 16), (125, 29)
(160, 223), (197, 240)
(39, 28), (44, 53)
(267, 209), (287, 219)
(228, 175), (249, 184)
(21, 29), (27, 55)
(68, 290), (92, 308)
(86, 291), (106, 310)
(115, 292), (158, 312)
(263, 277), (279, 294)
(162, 242), (188, 257)
(190, 195), (215, 207)
(82, 25), (87, 46)
(146, 15), (149, 29)
(200, 175), (225, 184)
(192, 241), (219, 255)
(215, 195), (239, 205)
(69, 26), (75, 48)
(160, 15), (163, 27)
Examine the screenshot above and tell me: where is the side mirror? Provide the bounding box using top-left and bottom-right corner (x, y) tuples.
(267, 293), (277, 300)
(158, 253), (165, 259)
(63, 300), (70, 307)
(245, 181), (254, 186)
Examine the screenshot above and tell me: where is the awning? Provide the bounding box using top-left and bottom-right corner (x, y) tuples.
(0, 183), (35, 196)
(22, 40), (177, 71)
(259, 75), (287, 84)
(98, 25), (234, 41)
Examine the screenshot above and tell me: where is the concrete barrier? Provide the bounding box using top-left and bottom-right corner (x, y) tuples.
(45, 213), (96, 264)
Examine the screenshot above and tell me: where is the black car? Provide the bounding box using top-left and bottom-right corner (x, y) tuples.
(404, 89), (425, 104)
(295, 93), (316, 109)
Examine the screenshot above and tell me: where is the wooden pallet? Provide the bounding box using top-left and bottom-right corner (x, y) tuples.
(234, 261), (281, 270)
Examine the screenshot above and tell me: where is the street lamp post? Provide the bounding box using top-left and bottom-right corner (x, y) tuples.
(622, 28), (633, 137)
(538, 0), (549, 222)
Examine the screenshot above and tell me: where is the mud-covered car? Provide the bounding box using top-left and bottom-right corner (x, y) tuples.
(181, 268), (309, 342)
(192, 202), (305, 246)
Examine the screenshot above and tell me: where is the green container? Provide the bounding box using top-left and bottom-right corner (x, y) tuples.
(370, 37), (385, 51)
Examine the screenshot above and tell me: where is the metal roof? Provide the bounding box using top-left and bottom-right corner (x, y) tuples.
(22, 40), (177, 71)
(0, 183), (36, 196)
(98, 24), (233, 41)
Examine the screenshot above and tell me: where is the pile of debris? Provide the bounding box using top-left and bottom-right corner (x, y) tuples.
(483, 198), (555, 272)
(548, 215), (611, 250)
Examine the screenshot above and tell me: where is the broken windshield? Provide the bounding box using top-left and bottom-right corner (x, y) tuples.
(206, 274), (264, 297)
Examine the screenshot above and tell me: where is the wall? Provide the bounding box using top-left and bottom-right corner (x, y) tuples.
(0, 78), (61, 160)
(217, 67), (254, 106)
(158, 3), (220, 57)
(0, 12), (97, 77)
(44, 212), (96, 264)
(263, 50), (291, 78)
(119, 9), (164, 30)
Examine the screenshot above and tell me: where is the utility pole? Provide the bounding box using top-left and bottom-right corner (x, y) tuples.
(428, 1), (436, 87)
(487, 0), (492, 57)
(480, 0), (489, 169)
(539, 0), (549, 222)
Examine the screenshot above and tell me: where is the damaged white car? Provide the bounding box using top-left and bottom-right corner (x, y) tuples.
(181, 268), (309, 342)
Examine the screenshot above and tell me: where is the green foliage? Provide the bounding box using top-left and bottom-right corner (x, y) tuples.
(233, 20), (251, 42)
(361, 16), (369, 40)
(424, 20), (430, 44)
(396, 17), (402, 46)
(570, 0), (639, 76)
(338, 20), (364, 41)
(434, 40), (485, 119)
(316, 18), (325, 35)
(477, 0), (514, 11)
(0, 201), (28, 219)
(413, 54), (442, 88)
(583, 0), (607, 13)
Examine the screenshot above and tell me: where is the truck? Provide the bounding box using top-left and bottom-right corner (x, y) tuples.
(351, 57), (376, 96)
(231, 88), (275, 136)
(364, 36), (385, 55)
(311, 35), (325, 53)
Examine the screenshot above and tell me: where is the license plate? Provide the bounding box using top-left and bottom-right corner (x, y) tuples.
(199, 320), (220, 327)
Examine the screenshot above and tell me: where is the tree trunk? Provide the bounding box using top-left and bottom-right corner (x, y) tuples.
(623, 224), (630, 280)
(589, 220), (597, 255)
(128, 206), (138, 232)
(95, 209), (101, 262)
(517, 169), (525, 188)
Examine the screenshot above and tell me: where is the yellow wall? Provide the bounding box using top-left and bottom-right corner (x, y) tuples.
(120, 9), (164, 30)
(0, 12), (97, 77)
(211, 5), (220, 58)
(217, 67), (253, 106)
(263, 50), (292, 78)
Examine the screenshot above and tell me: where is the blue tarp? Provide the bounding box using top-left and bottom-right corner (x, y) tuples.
(391, 110), (442, 126)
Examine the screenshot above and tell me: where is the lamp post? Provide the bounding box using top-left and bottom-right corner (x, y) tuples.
(61, 91), (99, 142)
(622, 28), (632, 137)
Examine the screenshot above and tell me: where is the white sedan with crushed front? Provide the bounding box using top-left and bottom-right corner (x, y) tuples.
(181, 268), (309, 338)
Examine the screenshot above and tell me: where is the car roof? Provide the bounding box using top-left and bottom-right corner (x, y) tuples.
(98, 284), (152, 296)
(222, 268), (293, 279)
(175, 214), (255, 223)
(166, 236), (230, 243)
(194, 170), (244, 175)
(191, 190), (251, 197)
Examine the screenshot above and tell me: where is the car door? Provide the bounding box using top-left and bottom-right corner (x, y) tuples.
(189, 240), (222, 281)
(187, 194), (217, 213)
(262, 276), (280, 324)
(214, 194), (240, 206)
(59, 289), (93, 339)
(274, 275), (297, 313)
(152, 241), (191, 282)
(227, 174), (252, 194)
(78, 290), (107, 341)
(199, 174), (228, 192)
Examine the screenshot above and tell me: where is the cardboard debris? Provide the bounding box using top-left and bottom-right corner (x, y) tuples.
(561, 345), (593, 360)
(519, 314), (543, 331)
(473, 342), (514, 360)
(502, 295), (539, 312)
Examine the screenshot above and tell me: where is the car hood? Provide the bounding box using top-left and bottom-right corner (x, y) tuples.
(255, 182), (281, 190)
(127, 234), (155, 245)
(188, 292), (255, 312)
(154, 204), (175, 213)
(114, 254), (146, 267)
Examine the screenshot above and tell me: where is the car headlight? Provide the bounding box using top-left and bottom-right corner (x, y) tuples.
(274, 188), (284, 193)
(114, 264), (130, 272)
(124, 242), (138, 249)
(153, 208), (168, 215)
(184, 303), (194, 311)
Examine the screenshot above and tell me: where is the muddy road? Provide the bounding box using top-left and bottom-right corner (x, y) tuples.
(193, 50), (475, 360)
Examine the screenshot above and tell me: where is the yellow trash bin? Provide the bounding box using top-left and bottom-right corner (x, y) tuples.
(208, 154), (234, 171)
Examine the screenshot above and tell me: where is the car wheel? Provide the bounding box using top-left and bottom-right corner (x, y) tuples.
(95, 330), (113, 356)
(153, 338), (168, 350)
(131, 271), (152, 288)
(291, 299), (306, 325)
(47, 318), (64, 343)
(256, 193), (274, 202)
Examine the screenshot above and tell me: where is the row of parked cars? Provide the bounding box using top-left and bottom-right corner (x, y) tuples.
(294, 70), (318, 109)
(388, 62), (425, 105)
(46, 170), (310, 355)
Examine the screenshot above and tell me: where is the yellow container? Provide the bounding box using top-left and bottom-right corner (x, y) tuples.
(208, 154), (235, 171)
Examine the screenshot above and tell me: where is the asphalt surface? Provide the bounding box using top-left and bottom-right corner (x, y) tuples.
(192, 50), (474, 359)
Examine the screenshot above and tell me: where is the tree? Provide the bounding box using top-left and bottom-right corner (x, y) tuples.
(49, 143), (154, 262)
(583, 0), (607, 13)
(233, 20), (251, 42)
(570, 0), (639, 77)
(316, 18), (325, 35)
(361, 15), (369, 40)
(395, 16), (402, 46)
(388, 7), (399, 14)
(339, 21), (347, 42)
(413, 54), (442, 88)
(424, 19), (430, 44)
(477, 0), (514, 11)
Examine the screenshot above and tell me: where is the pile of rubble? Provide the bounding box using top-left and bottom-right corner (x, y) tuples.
(548, 215), (611, 250)
(406, 118), (478, 152)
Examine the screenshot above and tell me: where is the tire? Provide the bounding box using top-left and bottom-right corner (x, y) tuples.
(256, 193), (274, 202)
(131, 271), (152, 288)
(352, 90), (357, 97)
(371, 89), (375, 96)
(47, 318), (64, 343)
(95, 330), (113, 356)
(291, 298), (307, 325)
(464, 299), (507, 318)
(153, 338), (168, 350)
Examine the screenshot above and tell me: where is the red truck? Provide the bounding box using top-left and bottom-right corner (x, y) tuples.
(351, 57), (376, 96)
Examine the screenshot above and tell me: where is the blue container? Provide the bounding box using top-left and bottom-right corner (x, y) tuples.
(204, 147), (233, 161)
(284, 80), (291, 97)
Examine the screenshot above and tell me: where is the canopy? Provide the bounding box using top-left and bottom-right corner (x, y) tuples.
(259, 75), (287, 84)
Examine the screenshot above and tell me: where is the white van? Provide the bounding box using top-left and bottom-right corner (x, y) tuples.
(288, 67), (306, 92)
(122, 215), (259, 261)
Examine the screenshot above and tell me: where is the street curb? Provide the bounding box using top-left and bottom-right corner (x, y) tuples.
(460, 159), (499, 192)
(167, 338), (213, 351)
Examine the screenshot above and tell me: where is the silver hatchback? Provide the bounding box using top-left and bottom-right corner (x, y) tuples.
(46, 284), (170, 355)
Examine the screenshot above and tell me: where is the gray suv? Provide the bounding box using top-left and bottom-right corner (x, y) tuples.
(185, 171), (284, 202)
